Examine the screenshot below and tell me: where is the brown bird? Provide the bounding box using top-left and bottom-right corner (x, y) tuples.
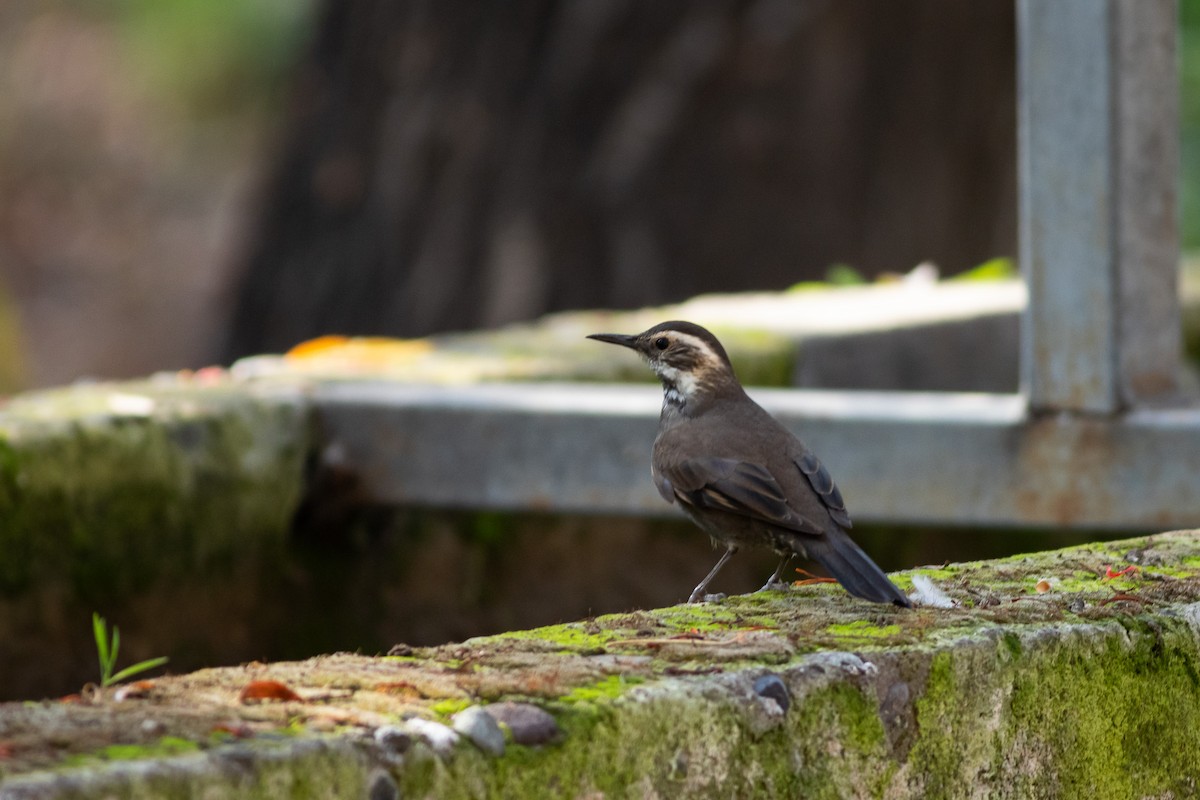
(589, 320), (910, 607)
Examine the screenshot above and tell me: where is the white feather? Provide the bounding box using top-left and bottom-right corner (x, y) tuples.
(909, 574), (955, 608)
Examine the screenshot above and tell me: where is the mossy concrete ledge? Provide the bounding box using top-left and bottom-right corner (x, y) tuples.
(0, 379), (309, 595)
(7, 532), (1200, 798)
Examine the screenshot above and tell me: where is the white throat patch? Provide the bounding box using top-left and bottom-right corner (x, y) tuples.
(656, 363), (700, 402)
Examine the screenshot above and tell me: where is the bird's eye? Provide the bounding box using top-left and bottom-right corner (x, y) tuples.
(654, 337), (670, 350)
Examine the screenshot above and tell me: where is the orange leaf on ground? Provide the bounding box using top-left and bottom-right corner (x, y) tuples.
(113, 680), (156, 701)
(285, 335), (349, 358)
(793, 567), (838, 586)
(238, 680), (301, 704)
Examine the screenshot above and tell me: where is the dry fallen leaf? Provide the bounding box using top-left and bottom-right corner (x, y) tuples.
(114, 680), (156, 701)
(238, 680), (301, 704)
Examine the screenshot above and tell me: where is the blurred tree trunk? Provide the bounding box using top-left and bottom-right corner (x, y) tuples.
(225, 0), (1014, 357)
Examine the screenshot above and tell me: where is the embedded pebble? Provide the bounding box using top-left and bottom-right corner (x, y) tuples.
(453, 705), (506, 756)
(482, 702), (561, 745)
(752, 673), (791, 714)
(404, 718), (461, 756)
(373, 725), (413, 754)
(139, 718), (167, 736)
(368, 769), (399, 800)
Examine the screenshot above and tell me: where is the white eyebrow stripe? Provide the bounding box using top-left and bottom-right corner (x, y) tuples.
(669, 331), (709, 350)
(666, 332), (723, 367)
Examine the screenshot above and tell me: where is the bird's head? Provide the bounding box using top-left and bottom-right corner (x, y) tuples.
(587, 320), (739, 408)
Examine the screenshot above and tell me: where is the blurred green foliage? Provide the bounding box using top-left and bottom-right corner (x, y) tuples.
(1182, 2), (1200, 250)
(824, 263), (868, 286)
(90, 0), (315, 120)
(949, 256), (1016, 282)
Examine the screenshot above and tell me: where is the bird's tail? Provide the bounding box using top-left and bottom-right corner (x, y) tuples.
(804, 531), (911, 608)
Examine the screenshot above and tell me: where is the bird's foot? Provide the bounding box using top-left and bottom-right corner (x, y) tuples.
(756, 578), (791, 594)
(687, 591), (727, 604)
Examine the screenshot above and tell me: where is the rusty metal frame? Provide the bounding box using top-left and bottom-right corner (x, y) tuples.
(312, 0), (1192, 530)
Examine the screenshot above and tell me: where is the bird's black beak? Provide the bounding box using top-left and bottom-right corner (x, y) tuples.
(587, 332), (639, 350)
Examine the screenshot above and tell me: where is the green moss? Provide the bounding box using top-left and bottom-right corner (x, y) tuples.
(908, 567), (960, 582)
(561, 674), (644, 704)
(1006, 620), (1200, 798)
(483, 601), (783, 659)
(103, 736), (200, 762)
(651, 602), (779, 634)
(431, 698), (473, 718)
(906, 616), (1200, 799)
(1139, 564), (1195, 579)
(0, 383), (307, 596)
(402, 583), (1200, 797)
(490, 622), (613, 651)
(907, 652), (966, 797)
(62, 735), (201, 769)
(824, 621), (901, 639)
(400, 677), (891, 799)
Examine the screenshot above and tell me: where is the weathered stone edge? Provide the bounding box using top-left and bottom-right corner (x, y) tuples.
(6, 600), (1200, 799)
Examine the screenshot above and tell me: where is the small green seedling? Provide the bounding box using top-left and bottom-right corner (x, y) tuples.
(92, 613), (168, 688)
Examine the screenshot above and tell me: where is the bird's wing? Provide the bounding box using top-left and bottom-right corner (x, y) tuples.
(664, 456), (825, 535)
(794, 452), (853, 529)
(652, 465), (676, 504)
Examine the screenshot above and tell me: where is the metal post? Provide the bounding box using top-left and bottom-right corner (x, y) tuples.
(1112, 0), (1181, 405)
(1018, 0), (1179, 413)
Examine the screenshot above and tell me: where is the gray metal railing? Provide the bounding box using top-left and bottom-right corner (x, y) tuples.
(314, 0), (1195, 530)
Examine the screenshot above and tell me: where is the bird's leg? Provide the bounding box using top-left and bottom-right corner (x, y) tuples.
(688, 546), (737, 603)
(758, 554), (795, 593)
